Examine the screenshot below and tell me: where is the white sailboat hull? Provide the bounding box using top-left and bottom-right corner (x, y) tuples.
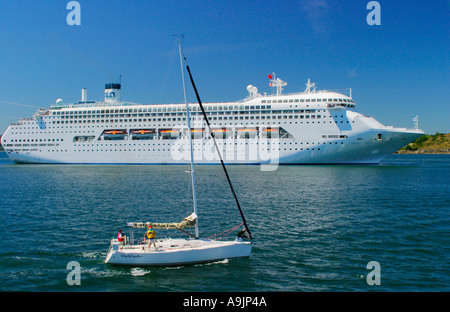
(105, 238), (252, 266)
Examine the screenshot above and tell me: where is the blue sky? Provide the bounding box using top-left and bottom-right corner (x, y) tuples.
(0, 0), (448, 133)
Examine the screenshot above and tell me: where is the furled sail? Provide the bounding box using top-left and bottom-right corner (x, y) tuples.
(127, 212), (197, 230)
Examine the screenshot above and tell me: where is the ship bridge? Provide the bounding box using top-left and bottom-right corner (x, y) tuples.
(243, 74), (356, 110)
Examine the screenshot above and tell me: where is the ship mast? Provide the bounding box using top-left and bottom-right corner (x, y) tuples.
(269, 73), (287, 95)
(305, 78), (315, 94)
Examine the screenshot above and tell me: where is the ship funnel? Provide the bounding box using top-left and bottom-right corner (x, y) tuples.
(105, 83), (121, 103)
(81, 88), (87, 102)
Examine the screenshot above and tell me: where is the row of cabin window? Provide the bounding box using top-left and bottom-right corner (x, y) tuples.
(261, 98), (354, 104)
(49, 101), (348, 116)
(51, 114), (328, 124)
(8, 138), (63, 143)
(51, 104), (274, 115)
(57, 109), (320, 118)
(52, 109), (327, 121)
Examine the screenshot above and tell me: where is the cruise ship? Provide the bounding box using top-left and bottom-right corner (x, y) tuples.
(1, 75), (424, 165)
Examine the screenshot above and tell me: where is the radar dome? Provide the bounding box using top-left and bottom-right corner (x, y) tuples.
(247, 85), (258, 95)
(56, 99), (63, 105)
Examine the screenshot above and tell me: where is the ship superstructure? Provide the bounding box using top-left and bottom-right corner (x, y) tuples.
(1, 75), (424, 164)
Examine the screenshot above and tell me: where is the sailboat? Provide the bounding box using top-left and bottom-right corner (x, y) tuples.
(105, 37), (252, 266)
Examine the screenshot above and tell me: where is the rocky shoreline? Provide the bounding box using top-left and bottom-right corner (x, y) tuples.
(397, 133), (449, 155)
(395, 149), (450, 155)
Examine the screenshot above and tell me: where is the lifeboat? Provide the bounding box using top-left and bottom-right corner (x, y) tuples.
(211, 128), (230, 132)
(262, 128), (279, 132)
(131, 129), (156, 140)
(237, 128), (258, 139)
(190, 128), (205, 138)
(103, 129), (127, 140)
(160, 129), (181, 139)
(237, 128), (257, 132)
(104, 130), (126, 135)
(132, 129), (155, 135)
(211, 128), (231, 138)
(261, 127), (279, 138)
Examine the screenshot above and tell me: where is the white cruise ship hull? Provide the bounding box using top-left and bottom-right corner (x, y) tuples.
(1, 79), (424, 165)
(2, 128), (423, 165)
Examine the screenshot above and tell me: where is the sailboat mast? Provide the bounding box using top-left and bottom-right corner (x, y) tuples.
(178, 36), (199, 239)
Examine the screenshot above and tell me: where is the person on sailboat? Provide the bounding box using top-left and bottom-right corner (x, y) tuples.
(117, 229), (125, 245)
(236, 228), (249, 242)
(146, 225), (156, 249)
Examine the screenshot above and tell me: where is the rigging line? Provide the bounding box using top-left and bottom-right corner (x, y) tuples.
(183, 57), (253, 239)
(177, 226), (196, 237)
(159, 41), (178, 103)
(206, 223), (243, 240)
(0, 100), (41, 109)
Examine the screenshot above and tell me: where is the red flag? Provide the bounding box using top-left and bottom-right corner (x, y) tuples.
(268, 74), (273, 79)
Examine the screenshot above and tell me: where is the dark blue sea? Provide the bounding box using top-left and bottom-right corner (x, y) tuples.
(0, 152), (448, 292)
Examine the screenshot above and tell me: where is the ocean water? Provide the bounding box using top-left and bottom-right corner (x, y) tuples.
(0, 152), (448, 292)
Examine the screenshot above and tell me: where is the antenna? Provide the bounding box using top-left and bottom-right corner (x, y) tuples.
(413, 115), (419, 130)
(305, 79), (315, 94)
(268, 73), (287, 95)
